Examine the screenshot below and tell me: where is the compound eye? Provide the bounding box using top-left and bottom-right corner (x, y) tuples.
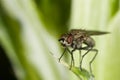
(67, 35), (73, 44)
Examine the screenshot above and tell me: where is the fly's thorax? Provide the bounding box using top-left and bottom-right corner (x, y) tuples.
(70, 33), (87, 49)
(71, 40), (83, 49)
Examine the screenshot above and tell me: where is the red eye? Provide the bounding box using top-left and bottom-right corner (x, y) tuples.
(67, 35), (73, 44)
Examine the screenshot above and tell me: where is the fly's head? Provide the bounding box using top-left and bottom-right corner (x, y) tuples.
(58, 33), (73, 47)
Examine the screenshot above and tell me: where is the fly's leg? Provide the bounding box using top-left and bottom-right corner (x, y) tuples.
(79, 47), (93, 71)
(79, 50), (82, 70)
(79, 50), (82, 63)
(59, 48), (67, 62)
(79, 47), (98, 75)
(67, 48), (75, 69)
(89, 49), (98, 74)
(70, 52), (74, 69)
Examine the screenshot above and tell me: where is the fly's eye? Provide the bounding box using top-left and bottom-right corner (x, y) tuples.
(58, 38), (64, 42)
(67, 35), (73, 44)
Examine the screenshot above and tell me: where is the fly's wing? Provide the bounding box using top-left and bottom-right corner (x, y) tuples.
(84, 30), (110, 36)
(70, 29), (110, 36)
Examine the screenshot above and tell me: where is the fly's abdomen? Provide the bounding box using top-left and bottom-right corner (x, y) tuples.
(84, 37), (95, 47)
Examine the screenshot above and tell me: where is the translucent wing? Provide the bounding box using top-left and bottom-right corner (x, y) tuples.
(70, 29), (110, 36)
(83, 30), (110, 36)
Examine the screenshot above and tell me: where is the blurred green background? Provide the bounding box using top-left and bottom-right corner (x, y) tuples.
(0, 0), (120, 80)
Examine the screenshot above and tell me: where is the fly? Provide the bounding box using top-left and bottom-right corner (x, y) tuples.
(58, 29), (109, 74)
